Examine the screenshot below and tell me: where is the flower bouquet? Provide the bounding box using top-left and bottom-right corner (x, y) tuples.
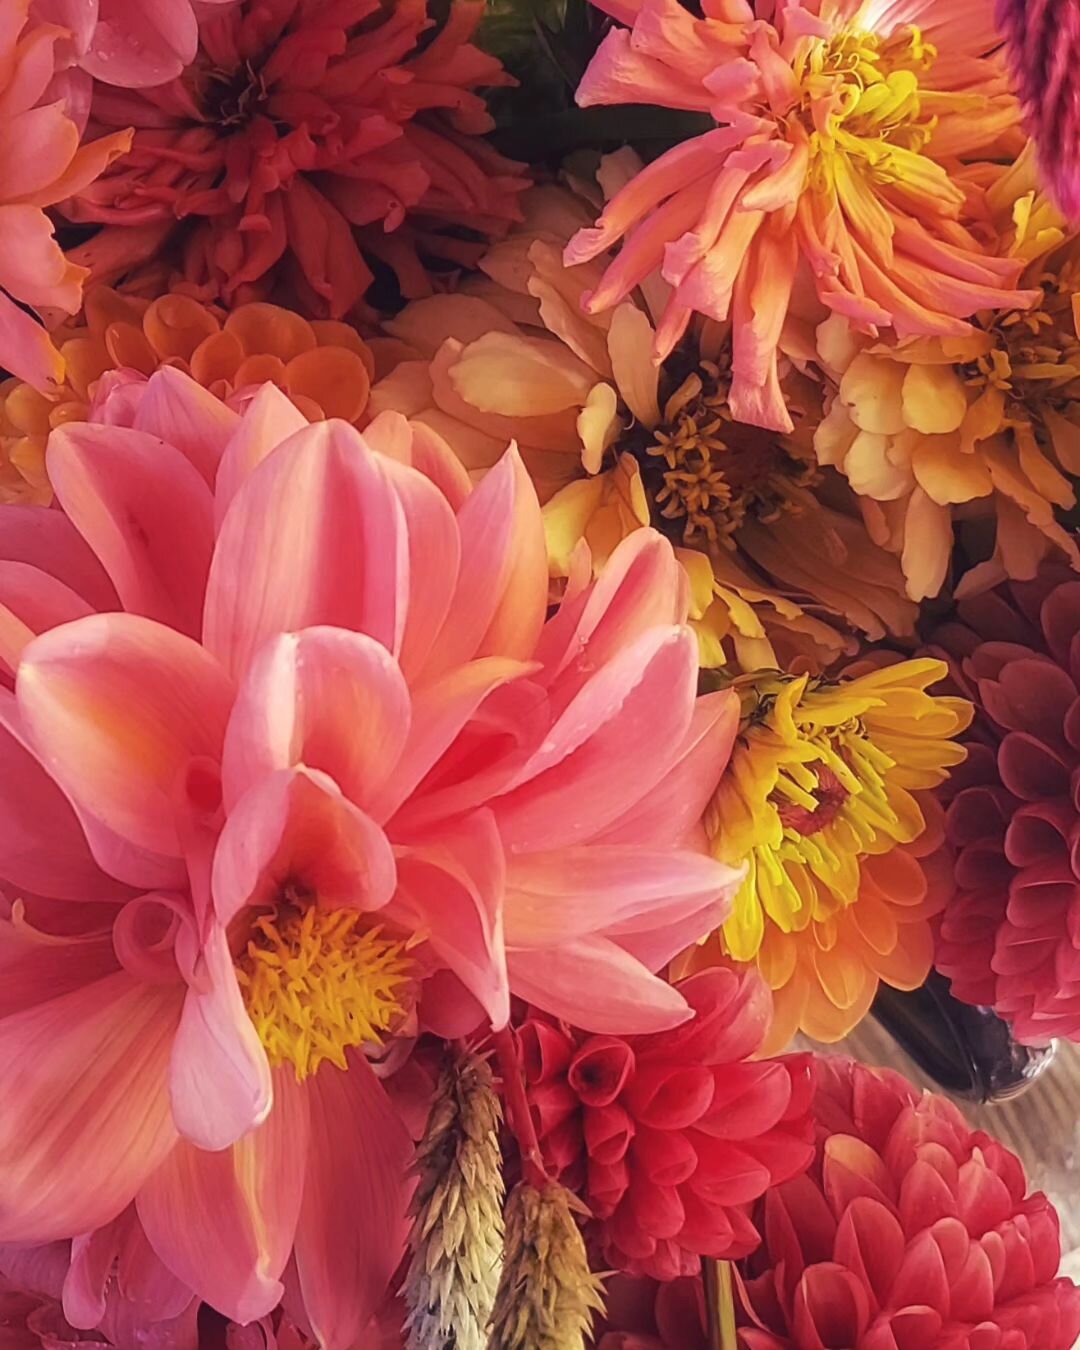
(0, 0), (1079, 1345)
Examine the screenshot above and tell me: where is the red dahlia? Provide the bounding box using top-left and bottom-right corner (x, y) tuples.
(928, 569), (1080, 1042)
(63, 0), (528, 315)
(520, 968), (815, 1281)
(736, 1057), (1080, 1349)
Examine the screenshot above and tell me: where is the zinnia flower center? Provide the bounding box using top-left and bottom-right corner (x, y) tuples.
(632, 367), (816, 547)
(235, 898), (411, 1081)
(972, 262), (1080, 408)
(797, 26), (938, 180)
(773, 763), (851, 836)
(203, 58), (271, 130)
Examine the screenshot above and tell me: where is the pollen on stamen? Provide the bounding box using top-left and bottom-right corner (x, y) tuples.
(235, 904), (412, 1082)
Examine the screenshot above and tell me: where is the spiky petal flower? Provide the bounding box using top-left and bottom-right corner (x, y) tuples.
(0, 369), (741, 1343)
(736, 1057), (1080, 1348)
(928, 569), (1080, 1042)
(65, 0), (529, 314)
(997, 0), (1080, 222)
(520, 969), (815, 1280)
(0, 289), (375, 504)
(564, 0), (1035, 433)
(0, 3), (131, 392)
(404, 1052), (504, 1350)
(684, 659), (971, 1050)
(487, 1182), (606, 1350)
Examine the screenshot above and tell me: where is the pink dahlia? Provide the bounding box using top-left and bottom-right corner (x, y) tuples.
(564, 0), (1034, 433)
(0, 3), (131, 392)
(520, 967), (814, 1280)
(63, 0), (529, 314)
(736, 1057), (1080, 1348)
(927, 569), (1080, 1043)
(0, 369), (741, 1345)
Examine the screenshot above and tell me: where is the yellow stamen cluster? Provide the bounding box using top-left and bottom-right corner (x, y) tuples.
(976, 259), (1080, 406)
(706, 659), (971, 962)
(235, 904), (411, 1081)
(643, 367), (817, 548)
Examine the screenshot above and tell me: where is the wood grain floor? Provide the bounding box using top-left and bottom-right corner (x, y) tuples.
(801, 1022), (1080, 1268)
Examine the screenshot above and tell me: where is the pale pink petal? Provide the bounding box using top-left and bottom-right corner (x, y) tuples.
(204, 421), (408, 680)
(424, 447), (547, 675)
(138, 1070), (308, 1324)
(363, 411), (472, 512)
(17, 613), (233, 858)
(0, 703), (130, 901)
(47, 422), (215, 639)
(0, 561), (94, 676)
(503, 845), (737, 947)
(598, 687), (738, 846)
(492, 626), (698, 849)
(293, 1053), (413, 1350)
(79, 0), (197, 89)
(214, 384), (307, 526)
(131, 368), (240, 486)
(0, 504), (117, 611)
(0, 970), (180, 1243)
(212, 768), (396, 926)
(371, 655), (536, 825)
(391, 809), (508, 1028)
(508, 937), (692, 1033)
(170, 924), (272, 1151)
(221, 627), (411, 815)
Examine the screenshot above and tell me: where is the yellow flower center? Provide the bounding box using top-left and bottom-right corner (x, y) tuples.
(636, 367), (817, 548)
(235, 901), (411, 1081)
(969, 261), (1080, 408)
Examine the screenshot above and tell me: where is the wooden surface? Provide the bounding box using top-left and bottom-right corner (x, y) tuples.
(804, 1021), (1080, 1276)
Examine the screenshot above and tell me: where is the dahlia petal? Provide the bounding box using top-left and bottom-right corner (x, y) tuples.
(0, 505), (117, 612)
(138, 1070), (308, 1325)
(0, 289), (64, 394)
(0, 704), (131, 901)
(391, 809), (509, 1029)
(426, 446), (547, 674)
(695, 1061), (793, 1139)
(503, 845), (736, 947)
(0, 561), (95, 676)
(204, 420), (408, 680)
(17, 614), (232, 858)
(888, 1228), (950, 1317)
(221, 627), (411, 816)
(493, 626), (698, 850)
(212, 767), (397, 926)
(833, 1196), (907, 1312)
(47, 422), (215, 639)
(214, 384), (308, 525)
(792, 1263), (871, 1347)
(79, 0), (198, 88)
(131, 367), (239, 486)
(170, 924), (272, 1151)
(507, 937), (692, 1033)
(823, 1135), (898, 1214)
(0, 971), (179, 1242)
(293, 1053), (413, 1350)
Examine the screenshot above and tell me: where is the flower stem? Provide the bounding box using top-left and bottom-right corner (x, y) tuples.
(705, 1259), (738, 1350)
(492, 1025), (549, 1190)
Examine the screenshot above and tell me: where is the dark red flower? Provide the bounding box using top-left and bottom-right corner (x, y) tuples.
(593, 1275), (709, 1350)
(926, 569), (1080, 1042)
(63, 0), (529, 315)
(736, 1057), (1080, 1349)
(520, 968), (815, 1281)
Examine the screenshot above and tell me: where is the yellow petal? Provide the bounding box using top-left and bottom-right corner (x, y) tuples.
(607, 303), (660, 428)
(542, 475), (606, 574)
(576, 382), (620, 474)
(451, 332), (595, 416)
(839, 353), (908, 434)
(844, 430), (914, 499)
(901, 487), (952, 601)
(901, 362), (968, 434)
(911, 435), (992, 504)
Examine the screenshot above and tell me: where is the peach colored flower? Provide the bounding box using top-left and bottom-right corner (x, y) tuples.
(563, 0), (1037, 434)
(0, 288), (375, 504)
(0, 369), (741, 1345)
(62, 0), (528, 315)
(370, 180), (918, 674)
(814, 235), (1080, 601)
(0, 2), (131, 393)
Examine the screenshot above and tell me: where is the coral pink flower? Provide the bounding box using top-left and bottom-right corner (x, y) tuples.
(927, 569), (1080, 1043)
(521, 968), (814, 1280)
(0, 370), (741, 1345)
(564, 0), (1035, 433)
(0, 3), (131, 392)
(736, 1057), (1080, 1348)
(63, 0), (529, 314)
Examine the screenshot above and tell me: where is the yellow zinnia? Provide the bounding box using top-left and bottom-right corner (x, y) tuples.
(683, 658), (972, 1051)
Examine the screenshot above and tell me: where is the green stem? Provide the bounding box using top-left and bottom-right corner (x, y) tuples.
(705, 1260), (739, 1350)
